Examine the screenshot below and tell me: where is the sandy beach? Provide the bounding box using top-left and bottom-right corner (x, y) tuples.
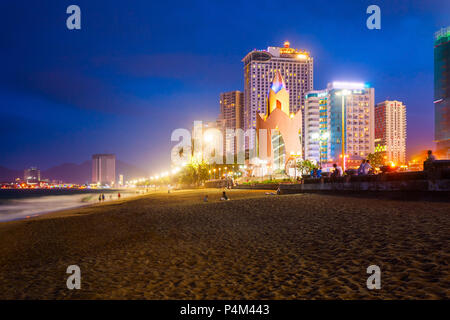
(0, 189), (449, 299)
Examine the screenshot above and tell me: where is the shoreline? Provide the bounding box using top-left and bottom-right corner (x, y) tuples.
(0, 189), (449, 299)
(0, 188), (154, 223)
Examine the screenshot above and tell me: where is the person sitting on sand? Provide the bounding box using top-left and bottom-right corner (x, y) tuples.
(220, 191), (229, 201)
(118, 193), (121, 199)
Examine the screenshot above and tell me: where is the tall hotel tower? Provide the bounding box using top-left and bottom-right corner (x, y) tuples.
(242, 41), (313, 153)
(434, 26), (450, 156)
(92, 154), (116, 186)
(304, 91), (322, 163)
(219, 91), (244, 160)
(375, 101), (407, 165)
(304, 82), (375, 168)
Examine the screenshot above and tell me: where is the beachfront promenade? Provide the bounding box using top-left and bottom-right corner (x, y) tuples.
(234, 163), (450, 195)
(0, 189), (448, 299)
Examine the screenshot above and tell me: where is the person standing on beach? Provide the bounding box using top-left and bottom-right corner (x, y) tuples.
(317, 167), (322, 178)
(118, 193), (121, 199)
(357, 159), (366, 175)
(426, 150), (436, 162)
(98, 194), (102, 202)
(363, 160), (372, 175)
(102, 194), (105, 202)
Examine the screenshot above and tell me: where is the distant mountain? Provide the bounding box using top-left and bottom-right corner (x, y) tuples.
(0, 166), (22, 183)
(43, 161), (91, 184)
(0, 160), (148, 184)
(116, 160), (148, 183)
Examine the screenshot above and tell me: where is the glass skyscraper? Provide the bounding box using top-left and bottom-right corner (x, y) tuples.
(305, 82), (375, 168)
(434, 26), (450, 155)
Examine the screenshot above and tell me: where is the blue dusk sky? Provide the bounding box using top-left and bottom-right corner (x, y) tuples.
(0, 0), (449, 173)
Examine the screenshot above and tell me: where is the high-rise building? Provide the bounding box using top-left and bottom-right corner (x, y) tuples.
(305, 82), (375, 169)
(375, 101), (407, 165)
(24, 167), (40, 184)
(92, 154), (116, 186)
(434, 26), (450, 156)
(242, 41), (313, 152)
(304, 91), (322, 163)
(219, 91), (244, 160)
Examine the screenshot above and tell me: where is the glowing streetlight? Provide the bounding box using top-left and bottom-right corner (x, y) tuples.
(204, 133), (213, 143)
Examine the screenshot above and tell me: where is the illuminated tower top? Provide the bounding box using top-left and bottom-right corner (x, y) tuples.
(270, 70), (287, 93)
(267, 71), (290, 116)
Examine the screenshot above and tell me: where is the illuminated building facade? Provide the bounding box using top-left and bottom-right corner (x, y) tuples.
(92, 154), (116, 186)
(375, 101), (407, 165)
(256, 71), (302, 175)
(24, 167), (40, 184)
(219, 91), (244, 160)
(305, 82), (375, 168)
(304, 91), (324, 163)
(434, 26), (450, 156)
(243, 41), (313, 153)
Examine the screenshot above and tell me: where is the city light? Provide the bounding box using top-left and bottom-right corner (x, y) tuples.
(332, 81), (365, 90)
(336, 89), (352, 96)
(203, 133), (213, 143)
(172, 167), (180, 174)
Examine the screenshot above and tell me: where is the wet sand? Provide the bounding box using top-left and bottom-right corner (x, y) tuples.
(0, 189), (449, 299)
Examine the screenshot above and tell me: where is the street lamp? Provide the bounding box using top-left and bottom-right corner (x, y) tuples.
(340, 154), (349, 172)
(336, 89), (351, 169)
